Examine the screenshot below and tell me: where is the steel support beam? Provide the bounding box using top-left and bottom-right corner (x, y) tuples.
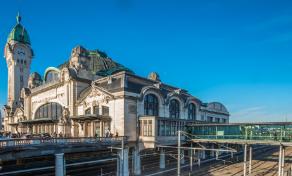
(189, 144), (193, 172)
(279, 145), (283, 176)
(133, 148), (141, 175)
(181, 150), (185, 165)
(55, 153), (65, 176)
(281, 146), (285, 176)
(249, 146), (252, 175)
(177, 130), (181, 176)
(243, 144), (247, 176)
(159, 149), (166, 169)
(118, 148), (129, 176)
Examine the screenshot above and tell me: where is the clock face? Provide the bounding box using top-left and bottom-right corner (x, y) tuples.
(14, 47), (26, 61)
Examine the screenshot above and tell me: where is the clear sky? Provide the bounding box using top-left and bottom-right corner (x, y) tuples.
(0, 0), (292, 122)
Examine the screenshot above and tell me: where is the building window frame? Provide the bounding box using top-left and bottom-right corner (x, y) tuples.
(144, 94), (159, 116)
(35, 102), (63, 120)
(85, 108), (91, 115)
(188, 103), (196, 120)
(169, 99), (180, 119)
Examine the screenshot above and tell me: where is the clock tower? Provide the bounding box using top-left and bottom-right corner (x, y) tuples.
(4, 13), (33, 108)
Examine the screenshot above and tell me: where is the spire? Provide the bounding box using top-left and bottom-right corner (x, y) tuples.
(16, 12), (21, 24)
(7, 12), (31, 44)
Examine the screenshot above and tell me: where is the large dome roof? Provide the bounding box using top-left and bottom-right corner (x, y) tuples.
(7, 14), (30, 45)
(70, 46), (133, 76)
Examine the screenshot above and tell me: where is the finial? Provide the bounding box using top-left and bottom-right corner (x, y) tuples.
(16, 12), (21, 24)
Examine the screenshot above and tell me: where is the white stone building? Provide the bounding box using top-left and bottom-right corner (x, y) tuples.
(3, 15), (229, 148)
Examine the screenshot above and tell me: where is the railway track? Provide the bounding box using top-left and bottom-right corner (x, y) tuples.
(191, 146), (292, 176)
(2, 146), (291, 176)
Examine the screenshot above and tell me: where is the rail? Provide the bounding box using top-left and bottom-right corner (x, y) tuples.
(0, 136), (127, 148)
(192, 134), (292, 142)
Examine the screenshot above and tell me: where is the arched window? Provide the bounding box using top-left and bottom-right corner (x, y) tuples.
(188, 103), (196, 120)
(169, 99), (180, 119)
(144, 94), (159, 116)
(45, 71), (60, 83)
(35, 102), (62, 120)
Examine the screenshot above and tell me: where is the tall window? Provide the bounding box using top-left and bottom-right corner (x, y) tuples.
(147, 120), (153, 136)
(93, 106), (99, 115)
(207, 116), (214, 122)
(169, 99), (180, 119)
(188, 103), (196, 120)
(144, 94), (159, 116)
(85, 108), (91, 115)
(102, 106), (109, 116)
(35, 102), (62, 120)
(143, 120), (148, 136)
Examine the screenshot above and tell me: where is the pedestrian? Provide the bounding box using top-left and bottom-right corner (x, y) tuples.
(59, 132), (63, 138)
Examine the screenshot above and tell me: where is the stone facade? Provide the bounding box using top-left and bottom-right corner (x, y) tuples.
(3, 15), (229, 148)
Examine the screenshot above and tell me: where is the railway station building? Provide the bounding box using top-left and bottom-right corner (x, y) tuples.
(3, 15), (230, 148)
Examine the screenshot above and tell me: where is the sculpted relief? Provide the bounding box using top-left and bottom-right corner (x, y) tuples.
(80, 88), (113, 111)
(60, 107), (70, 124)
(61, 68), (69, 82)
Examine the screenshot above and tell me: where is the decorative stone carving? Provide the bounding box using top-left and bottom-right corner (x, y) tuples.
(61, 68), (70, 82)
(174, 89), (182, 95)
(61, 107), (70, 124)
(102, 95), (111, 104)
(92, 100), (98, 106)
(107, 76), (113, 84)
(148, 72), (161, 81)
(154, 83), (162, 89)
(21, 88), (31, 98)
(83, 101), (88, 108)
(89, 89), (101, 97)
(28, 72), (42, 89)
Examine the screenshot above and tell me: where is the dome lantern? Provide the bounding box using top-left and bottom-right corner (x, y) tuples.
(7, 13), (31, 45)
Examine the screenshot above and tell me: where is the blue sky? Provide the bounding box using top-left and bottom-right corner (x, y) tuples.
(0, 0), (292, 122)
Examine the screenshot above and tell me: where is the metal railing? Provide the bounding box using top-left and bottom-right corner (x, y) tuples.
(192, 134), (292, 142)
(0, 136), (127, 148)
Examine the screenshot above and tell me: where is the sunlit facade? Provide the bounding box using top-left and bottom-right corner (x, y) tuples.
(3, 15), (229, 148)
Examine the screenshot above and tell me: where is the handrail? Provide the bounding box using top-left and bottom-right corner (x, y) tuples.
(192, 134), (292, 142)
(0, 136), (128, 148)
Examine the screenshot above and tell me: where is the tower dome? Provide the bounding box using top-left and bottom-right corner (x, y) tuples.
(7, 13), (31, 45)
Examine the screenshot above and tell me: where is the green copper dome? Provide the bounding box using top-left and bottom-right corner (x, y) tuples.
(7, 14), (31, 45)
(70, 46), (133, 77)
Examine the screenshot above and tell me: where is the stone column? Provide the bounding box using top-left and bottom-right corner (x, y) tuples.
(79, 123), (85, 137)
(55, 153), (65, 176)
(188, 148), (193, 172)
(160, 149), (166, 169)
(117, 148), (129, 176)
(92, 121), (95, 137)
(101, 121), (105, 137)
(132, 148), (141, 175)
(57, 123), (64, 137)
(54, 124), (57, 135)
(70, 122), (75, 137)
